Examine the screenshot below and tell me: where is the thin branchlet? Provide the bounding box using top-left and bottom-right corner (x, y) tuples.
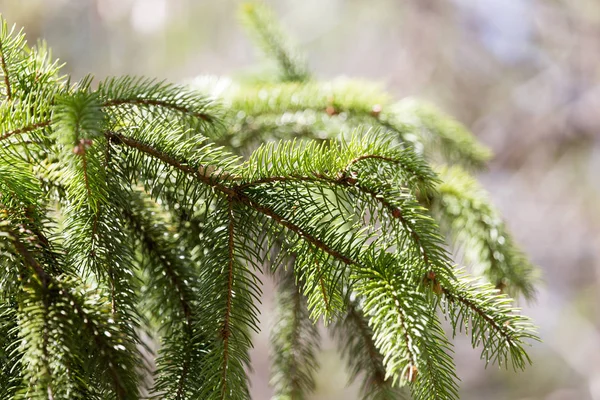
(105, 131), (237, 197)
(221, 198), (236, 400)
(0, 120), (51, 142)
(106, 131), (363, 269)
(103, 98), (214, 122)
(0, 38), (12, 100)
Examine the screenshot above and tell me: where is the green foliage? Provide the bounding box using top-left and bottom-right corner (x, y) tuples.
(0, 5), (539, 400)
(432, 166), (537, 299)
(270, 271), (321, 400)
(332, 295), (408, 400)
(240, 2), (310, 82)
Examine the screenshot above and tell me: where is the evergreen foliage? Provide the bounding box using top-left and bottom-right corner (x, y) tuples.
(0, 4), (539, 399)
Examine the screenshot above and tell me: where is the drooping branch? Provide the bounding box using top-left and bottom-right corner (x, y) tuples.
(106, 131), (363, 270)
(5, 225), (136, 398)
(221, 199), (236, 400)
(238, 172), (445, 284)
(7, 228), (51, 286)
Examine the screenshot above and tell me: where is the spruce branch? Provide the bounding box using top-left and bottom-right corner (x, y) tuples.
(432, 165), (538, 299)
(105, 130), (370, 273)
(98, 76), (220, 135)
(0, 10), (541, 400)
(240, 2), (310, 82)
(3, 224), (140, 399)
(0, 42), (11, 100)
(0, 301), (21, 398)
(332, 296), (409, 400)
(441, 270), (538, 370)
(104, 131), (237, 197)
(0, 22), (14, 101)
(221, 198), (236, 399)
(270, 272), (320, 400)
(122, 192), (205, 399)
(353, 252), (460, 400)
(0, 120), (52, 142)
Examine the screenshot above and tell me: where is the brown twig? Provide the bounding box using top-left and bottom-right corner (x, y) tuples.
(0, 120), (51, 142)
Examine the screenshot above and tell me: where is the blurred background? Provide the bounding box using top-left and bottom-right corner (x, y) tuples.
(1, 0), (598, 399)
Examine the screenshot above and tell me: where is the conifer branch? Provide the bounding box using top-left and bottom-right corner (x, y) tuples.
(137, 222), (193, 398)
(0, 11), (540, 399)
(332, 297), (408, 399)
(103, 98), (214, 122)
(8, 228), (51, 285)
(432, 165), (537, 298)
(0, 39), (12, 101)
(8, 232), (56, 398)
(270, 271), (320, 399)
(445, 290), (511, 342)
(221, 198), (236, 400)
(238, 175), (400, 218)
(5, 225), (138, 398)
(79, 151), (93, 200)
(0, 120), (51, 142)
(242, 197), (357, 266)
(240, 2), (310, 82)
(314, 255), (331, 315)
(104, 131), (236, 197)
(106, 131), (367, 273)
(347, 303), (387, 384)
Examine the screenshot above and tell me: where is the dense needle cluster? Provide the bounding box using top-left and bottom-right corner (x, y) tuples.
(0, 3), (538, 400)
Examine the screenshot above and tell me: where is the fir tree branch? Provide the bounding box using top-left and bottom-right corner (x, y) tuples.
(240, 2), (310, 82)
(137, 223), (193, 398)
(432, 165), (537, 298)
(7, 231), (56, 398)
(0, 38), (12, 101)
(440, 273), (538, 370)
(332, 297), (408, 400)
(235, 174), (420, 283)
(104, 131), (237, 197)
(314, 256), (331, 315)
(103, 98), (214, 122)
(344, 154), (398, 171)
(0, 120), (51, 142)
(270, 271), (320, 400)
(105, 132), (367, 274)
(79, 150), (93, 200)
(122, 192), (204, 399)
(347, 303), (387, 384)
(69, 290), (128, 399)
(0, 303), (22, 398)
(5, 225), (140, 398)
(238, 175), (400, 218)
(445, 290), (510, 342)
(0, 9), (543, 399)
(221, 198), (236, 400)
(353, 257), (459, 399)
(8, 227), (51, 285)
(107, 128), (450, 324)
(243, 196), (357, 266)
